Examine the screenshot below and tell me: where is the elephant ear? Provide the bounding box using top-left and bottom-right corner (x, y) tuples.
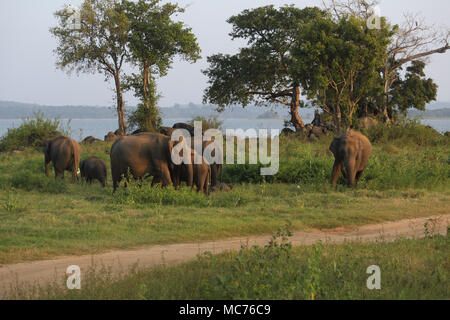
(329, 137), (340, 156)
(43, 139), (52, 157)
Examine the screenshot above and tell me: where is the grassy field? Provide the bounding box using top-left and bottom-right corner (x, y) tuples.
(7, 231), (449, 300)
(0, 123), (449, 265)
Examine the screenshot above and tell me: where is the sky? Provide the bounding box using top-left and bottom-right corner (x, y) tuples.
(0, 0), (449, 108)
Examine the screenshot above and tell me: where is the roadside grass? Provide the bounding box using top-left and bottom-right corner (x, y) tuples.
(7, 230), (449, 300)
(0, 126), (449, 264)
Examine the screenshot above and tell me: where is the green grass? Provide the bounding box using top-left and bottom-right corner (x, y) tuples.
(8, 230), (449, 300)
(0, 133), (449, 264)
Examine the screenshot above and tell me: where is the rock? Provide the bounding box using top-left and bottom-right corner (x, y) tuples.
(82, 136), (102, 144)
(211, 183), (233, 192)
(309, 125), (325, 138)
(444, 131), (450, 137)
(104, 131), (119, 143)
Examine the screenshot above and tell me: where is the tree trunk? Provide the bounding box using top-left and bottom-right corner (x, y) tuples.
(143, 65), (150, 110)
(114, 72), (126, 135)
(290, 86), (306, 132)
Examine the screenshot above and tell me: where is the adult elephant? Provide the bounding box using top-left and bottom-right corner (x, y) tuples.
(329, 130), (372, 187)
(43, 136), (81, 184)
(110, 132), (192, 191)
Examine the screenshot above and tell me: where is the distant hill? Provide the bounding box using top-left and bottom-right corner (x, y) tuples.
(0, 100), (448, 120)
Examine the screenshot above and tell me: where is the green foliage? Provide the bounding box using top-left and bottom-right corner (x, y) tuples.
(0, 112), (68, 152)
(119, 0), (201, 123)
(188, 116), (223, 131)
(112, 179), (248, 208)
(21, 234), (449, 300)
(203, 6), (325, 129)
(126, 103), (162, 133)
(293, 13), (391, 129)
(221, 125), (449, 190)
(390, 61), (438, 114)
(0, 157), (69, 194)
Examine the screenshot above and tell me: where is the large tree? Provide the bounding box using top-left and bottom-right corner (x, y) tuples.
(203, 6), (326, 132)
(324, 0), (450, 123)
(292, 13), (390, 131)
(118, 0), (201, 132)
(51, 0), (130, 134)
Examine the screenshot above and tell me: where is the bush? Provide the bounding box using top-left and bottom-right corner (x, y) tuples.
(127, 104), (161, 134)
(362, 119), (448, 147)
(0, 112), (69, 152)
(189, 116), (223, 131)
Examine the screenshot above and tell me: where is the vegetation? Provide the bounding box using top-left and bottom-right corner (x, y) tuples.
(7, 230), (449, 300)
(203, 1), (449, 131)
(0, 112), (69, 152)
(0, 123), (448, 265)
(188, 116), (223, 131)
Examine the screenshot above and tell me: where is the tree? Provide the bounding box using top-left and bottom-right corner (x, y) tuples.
(51, 0), (130, 134)
(203, 6), (326, 132)
(293, 14), (390, 131)
(324, 0), (450, 123)
(119, 0), (201, 132)
(389, 61), (437, 115)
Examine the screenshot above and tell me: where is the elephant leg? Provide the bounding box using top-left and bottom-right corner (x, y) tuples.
(331, 160), (342, 186)
(45, 159), (51, 177)
(160, 168), (172, 187)
(344, 158), (357, 187)
(151, 176), (161, 187)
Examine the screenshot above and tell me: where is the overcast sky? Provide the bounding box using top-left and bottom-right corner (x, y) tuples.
(0, 0), (449, 107)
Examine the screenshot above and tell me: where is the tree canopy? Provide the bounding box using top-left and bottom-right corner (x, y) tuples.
(203, 6), (327, 131)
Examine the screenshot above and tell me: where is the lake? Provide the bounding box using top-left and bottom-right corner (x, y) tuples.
(0, 118), (449, 140)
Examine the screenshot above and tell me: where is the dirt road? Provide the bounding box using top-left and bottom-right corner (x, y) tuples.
(1, 214), (448, 295)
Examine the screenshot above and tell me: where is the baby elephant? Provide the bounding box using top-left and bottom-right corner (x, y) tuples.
(329, 130), (372, 187)
(80, 156), (107, 187)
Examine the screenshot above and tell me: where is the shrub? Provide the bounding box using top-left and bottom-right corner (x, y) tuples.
(126, 104), (161, 133)
(189, 116), (223, 131)
(0, 112), (69, 152)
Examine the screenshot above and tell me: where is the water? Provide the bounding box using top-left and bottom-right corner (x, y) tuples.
(1, 118), (449, 140)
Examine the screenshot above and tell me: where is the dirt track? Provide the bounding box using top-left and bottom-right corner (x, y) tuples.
(1, 214), (448, 295)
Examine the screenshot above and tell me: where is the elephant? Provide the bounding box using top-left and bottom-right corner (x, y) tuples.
(188, 138), (223, 187)
(329, 130), (372, 187)
(170, 148), (211, 195)
(43, 136), (81, 184)
(159, 126), (175, 137)
(110, 132), (192, 192)
(80, 156), (107, 187)
(172, 123), (195, 136)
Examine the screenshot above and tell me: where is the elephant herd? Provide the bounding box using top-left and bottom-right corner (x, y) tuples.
(42, 128), (373, 193)
(43, 131), (223, 195)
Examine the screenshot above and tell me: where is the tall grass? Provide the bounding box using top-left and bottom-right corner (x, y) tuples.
(11, 229), (448, 300)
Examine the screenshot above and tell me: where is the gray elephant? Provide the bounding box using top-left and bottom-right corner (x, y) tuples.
(329, 130), (372, 187)
(190, 139), (223, 187)
(170, 148), (211, 195)
(110, 132), (192, 191)
(43, 136), (81, 184)
(80, 156), (107, 187)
